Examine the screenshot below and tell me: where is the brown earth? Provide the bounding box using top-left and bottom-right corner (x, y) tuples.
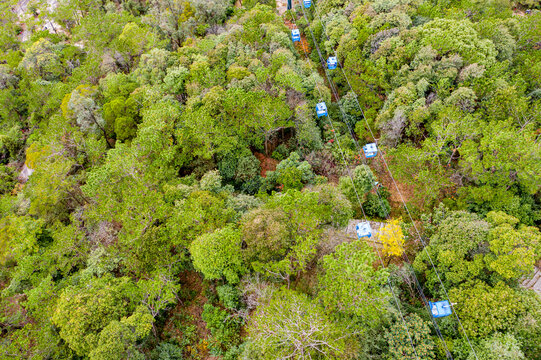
(162, 271), (212, 359)
(254, 152), (279, 177)
(371, 153), (416, 215)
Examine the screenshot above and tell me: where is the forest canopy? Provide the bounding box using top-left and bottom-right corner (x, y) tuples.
(0, 0), (540, 359)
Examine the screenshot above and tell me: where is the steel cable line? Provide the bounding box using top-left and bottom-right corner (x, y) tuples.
(288, 9), (421, 360)
(293, 3), (453, 358)
(304, 2), (480, 359)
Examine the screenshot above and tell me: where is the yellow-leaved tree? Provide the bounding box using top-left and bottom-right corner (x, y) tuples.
(378, 219), (405, 260)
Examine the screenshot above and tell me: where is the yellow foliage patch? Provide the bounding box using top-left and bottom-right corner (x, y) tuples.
(25, 143), (50, 169)
(378, 218), (405, 258)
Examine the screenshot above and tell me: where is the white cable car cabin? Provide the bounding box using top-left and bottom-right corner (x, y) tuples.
(291, 29), (301, 42)
(327, 56), (337, 70)
(363, 143), (378, 158)
(356, 221), (372, 239)
(304, 0), (312, 8)
(316, 102), (328, 117)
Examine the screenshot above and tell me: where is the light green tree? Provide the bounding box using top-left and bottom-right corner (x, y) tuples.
(241, 207), (291, 265)
(467, 333), (525, 360)
(52, 275), (140, 356)
(88, 307), (153, 360)
(18, 38), (63, 81)
(413, 211), (490, 294)
(189, 225), (245, 283)
(246, 288), (358, 359)
(449, 281), (525, 338)
(318, 240), (389, 321)
(485, 211), (541, 280)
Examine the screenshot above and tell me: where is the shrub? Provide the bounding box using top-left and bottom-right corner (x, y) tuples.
(202, 303), (242, 354)
(235, 153), (260, 183)
(217, 284), (240, 310)
(0, 166), (15, 194)
(189, 226), (245, 284)
(151, 342), (184, 360)
(271, 144), (289, 161)
(364, 192), (391, 218)
(200, 170), (223, 193)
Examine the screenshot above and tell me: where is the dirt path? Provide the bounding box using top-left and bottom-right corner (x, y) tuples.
(370, 153), (416, 214)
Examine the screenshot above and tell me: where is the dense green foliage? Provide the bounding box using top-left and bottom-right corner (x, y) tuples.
(0, 0), (539, 359)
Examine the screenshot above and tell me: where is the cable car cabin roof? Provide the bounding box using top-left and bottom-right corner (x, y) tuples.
(327, 57), (337, 69)
(291, 30), (301, 42)
(429, 301), (452, 318)
(346, 220), (387, 239)
(316, 102), (327, 110)
(316, 102), (328, 117)
(363, 143), (377, 153)
(356, 221), (372, 238)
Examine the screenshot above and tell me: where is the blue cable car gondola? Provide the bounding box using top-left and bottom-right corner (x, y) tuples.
(304, 0), (312, 8)
(429, 301), (453, 318)
(363, 143), (378, 158)
(316, 102), (328, 117)
(291, 29), (301, 42)
(356, 222), (372, 239)
(327, 56), (337, 70)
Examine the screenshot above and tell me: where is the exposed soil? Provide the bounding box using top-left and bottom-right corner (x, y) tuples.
(162, 271), (212, 359)
(0, 293), (31, 338)
(181, 272), (210, 338)
(254, 152), (279, 177)
(371, 153), (416, 216)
